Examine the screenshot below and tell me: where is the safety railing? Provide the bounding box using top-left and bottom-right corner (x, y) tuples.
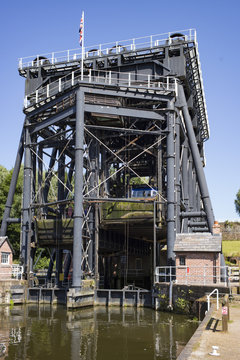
(207, 288), (219, 311)
(18, 28), (196, 70)
(12, 264), (23, 279)
(154, 266), (234, 286)
(23, 68), (177, 109)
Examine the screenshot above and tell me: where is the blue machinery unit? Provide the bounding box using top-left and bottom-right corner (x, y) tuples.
(1, 29), (215, 290)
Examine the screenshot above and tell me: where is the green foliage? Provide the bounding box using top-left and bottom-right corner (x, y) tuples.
(0, 166), (23, 259)
(175, 297), (190, 313)
(129, 176), (149, 185)
(222, 240), (240, 257)
(34, 256), (50, 270)
(235, 189), (240, 217)
(33, 248), (50, 270)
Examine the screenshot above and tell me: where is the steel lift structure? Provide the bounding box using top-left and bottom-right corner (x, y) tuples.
(0, 29), (215, 290)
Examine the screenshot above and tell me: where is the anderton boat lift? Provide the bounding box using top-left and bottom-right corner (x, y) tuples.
(0, 29), (230, 308)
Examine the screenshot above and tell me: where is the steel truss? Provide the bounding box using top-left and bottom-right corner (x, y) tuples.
(1, 31), (215, 288)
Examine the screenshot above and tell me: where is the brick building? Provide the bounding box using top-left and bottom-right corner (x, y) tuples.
(0, 236), (13, 280)
(174, 233), (222, 284)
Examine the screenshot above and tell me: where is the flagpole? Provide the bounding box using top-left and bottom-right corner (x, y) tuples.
(81, 11), (84, 81)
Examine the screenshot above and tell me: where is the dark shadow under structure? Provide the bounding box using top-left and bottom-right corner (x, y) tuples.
(1, 30), (215, 290)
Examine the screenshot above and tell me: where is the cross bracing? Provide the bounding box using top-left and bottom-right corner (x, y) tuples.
(1, 30), (215, 289)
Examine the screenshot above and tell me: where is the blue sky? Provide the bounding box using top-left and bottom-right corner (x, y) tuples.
(0, 0), (239, 221)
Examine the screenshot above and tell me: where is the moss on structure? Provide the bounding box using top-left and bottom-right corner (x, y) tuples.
(157, 292), (169, 310)
(102, 201), (154, 220)
(175, 297), (190, 314)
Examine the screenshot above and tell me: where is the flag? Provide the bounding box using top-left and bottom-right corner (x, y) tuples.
(79, 13), (83, 46)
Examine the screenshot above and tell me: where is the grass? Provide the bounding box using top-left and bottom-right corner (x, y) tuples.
(222, 240), (240, 257)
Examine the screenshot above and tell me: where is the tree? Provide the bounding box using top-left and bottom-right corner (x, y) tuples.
(0, 165), (23, 259)
(235, 189), (240, 216)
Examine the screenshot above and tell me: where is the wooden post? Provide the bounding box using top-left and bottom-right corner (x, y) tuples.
(222, 304), (228, 332)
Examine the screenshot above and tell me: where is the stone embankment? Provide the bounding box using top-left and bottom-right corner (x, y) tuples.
(0, 280), (26, 305)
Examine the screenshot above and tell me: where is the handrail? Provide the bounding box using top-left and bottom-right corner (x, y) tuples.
(155, 265), (229, 286)
(23, 68), (177, 109)
(18, 28), (196, 70)
(207, 288), (219, 311)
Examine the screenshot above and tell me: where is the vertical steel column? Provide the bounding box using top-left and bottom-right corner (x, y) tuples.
(196, 183), (201, 212)
(175, 115), (181, 233)
(95, 204), (99, 288)
(21, 118), (32, 273)
(153, 201), (156, 282)
(37, 146), (43, 206)
(182, 140), (189, 232)
(188, 154), (193, 213)
(166, 100), (175, 265)
(157, 137), (163, 226)
(72, 89), (84, 288)
(47, 249), (56, 282)
(64, 251), (72, 281)
(192, 168), (197, 212)
(56, 145), (65, 287)
(179, 85), (215, 231)
(0, 129), (24, 236)
(64, 159), (75, 198)
(43, 148), (57, 213)
(88, 140), (97, 272)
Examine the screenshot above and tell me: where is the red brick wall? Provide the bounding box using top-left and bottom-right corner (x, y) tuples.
(176, 252), (220, 284)
(0, 241), (13, 279)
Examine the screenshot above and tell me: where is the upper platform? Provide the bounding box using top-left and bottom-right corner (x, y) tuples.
(18, 29), (197, 72)
(18, 28), (209, 141)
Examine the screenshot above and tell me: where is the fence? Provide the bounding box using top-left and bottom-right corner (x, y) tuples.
(19, 29), (196, 70)
(24, 68), (177, 109)
(155, 266), (239, 286)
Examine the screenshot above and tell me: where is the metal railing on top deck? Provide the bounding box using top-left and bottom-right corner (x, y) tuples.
(18, 28), (197, 70)
(23, 68), (178, 109)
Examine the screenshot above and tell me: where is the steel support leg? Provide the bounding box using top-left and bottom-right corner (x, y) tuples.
(0, 129), (24, 236)
(188, 154), (193, 214)
(166, 101), (175, 265)
(21, 118), (32, 274)
(72, 89), (84, 288)
(179, 85), (215, 231)
(175, 115), (181, 233)
(56, 146), (65, 287)
(182, 140), (189, 232)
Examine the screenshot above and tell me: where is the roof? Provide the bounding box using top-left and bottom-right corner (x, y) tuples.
(0, 236), (14, 253)
(174, 233), (222, 253)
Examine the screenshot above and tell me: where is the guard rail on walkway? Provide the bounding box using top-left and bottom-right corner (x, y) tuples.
(19, 29), (196, 70)
(155, 266), (239, 286)
(23, 68), (178, 109)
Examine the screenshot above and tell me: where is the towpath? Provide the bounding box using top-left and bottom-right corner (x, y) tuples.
(178, 300), (240, 359)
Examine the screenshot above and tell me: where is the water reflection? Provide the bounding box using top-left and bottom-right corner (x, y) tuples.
(0, 305), (198, 360)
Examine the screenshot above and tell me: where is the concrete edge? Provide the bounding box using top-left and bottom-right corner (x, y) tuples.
(177, 306), (215, 360)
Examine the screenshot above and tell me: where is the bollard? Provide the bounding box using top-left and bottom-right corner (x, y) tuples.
(222, 305), (228, 332)
(226, 295), (230, 321)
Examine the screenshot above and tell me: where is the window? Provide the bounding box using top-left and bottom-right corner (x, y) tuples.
(1, 252), (10, 265)
(179, 256), (186, 266)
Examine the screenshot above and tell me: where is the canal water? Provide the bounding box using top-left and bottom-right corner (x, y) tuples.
(0, 305), (198, 360)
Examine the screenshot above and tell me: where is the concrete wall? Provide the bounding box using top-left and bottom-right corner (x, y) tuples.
(0, 281), (26, 305)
